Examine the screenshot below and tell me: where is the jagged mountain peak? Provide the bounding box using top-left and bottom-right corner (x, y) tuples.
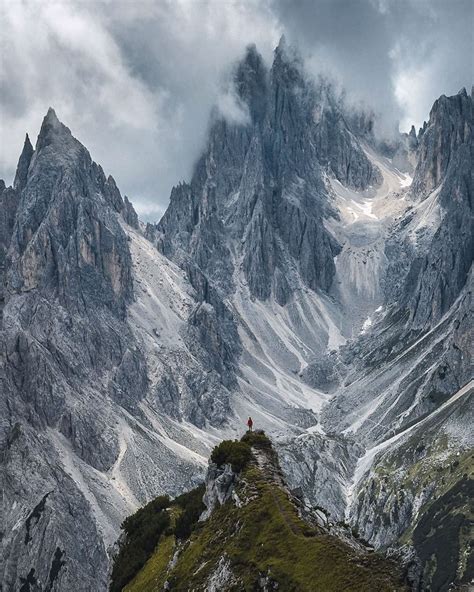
(36, 107), (73, 147)
(22, 131), (32, 146)
(234, 44), (268, 124)
(273, 33), (301, 65)
(412, 87), (472, 196)
(4, 110), (140, 311)
(272, 35), (305, 89)
(45, 105), (60, 123)
(13, 132), (34, 191)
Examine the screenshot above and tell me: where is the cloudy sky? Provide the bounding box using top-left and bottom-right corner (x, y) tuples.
(1, 0), (472, 220)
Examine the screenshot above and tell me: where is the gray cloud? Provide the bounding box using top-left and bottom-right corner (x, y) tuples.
(0, 0), (471, 220)
(270, 0), (473, 133)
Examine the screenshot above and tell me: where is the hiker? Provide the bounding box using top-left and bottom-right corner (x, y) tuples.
(247, 416), (253, 432)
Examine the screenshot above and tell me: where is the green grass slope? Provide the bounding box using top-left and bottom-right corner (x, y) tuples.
(113, 432), (407, 591)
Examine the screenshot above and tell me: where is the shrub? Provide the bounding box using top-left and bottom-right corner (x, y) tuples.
(210, 440), (252, 473)
(174, 484), (206, 540)
(110, 496), (171, 592)
(241, 430), (272, 449)
(122, 495), (170, 538)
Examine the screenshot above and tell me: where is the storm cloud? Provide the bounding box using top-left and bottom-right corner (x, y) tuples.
(1, 0), (471, 220)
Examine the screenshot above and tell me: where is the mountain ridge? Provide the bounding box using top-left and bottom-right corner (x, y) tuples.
(114, 432), (408, 592)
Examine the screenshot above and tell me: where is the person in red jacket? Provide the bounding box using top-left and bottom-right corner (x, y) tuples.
(247, 416), (253, 432)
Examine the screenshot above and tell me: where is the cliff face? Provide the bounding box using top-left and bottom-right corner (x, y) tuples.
(1, 109), (147, 591)
(155, 42), (379, 306)
(412, 88), (472, 197)
(402, 88), (473, 329)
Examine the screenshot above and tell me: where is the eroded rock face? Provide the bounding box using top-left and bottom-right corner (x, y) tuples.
(349, 387), (473, 591)
(278, 433), (363, 521)
(200, 463), (237, 521)
(6, 108), (134, 314)
(1, 424), (109, 592)
(0, 109), (149, 590)
(412, 88), (472, 197)
(155, 42), (379, 306)
(318, 90), (473, 591)
(402, 89), (473, 329)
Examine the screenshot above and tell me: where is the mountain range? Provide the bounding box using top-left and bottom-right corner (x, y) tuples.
(1, 40), (472, 591)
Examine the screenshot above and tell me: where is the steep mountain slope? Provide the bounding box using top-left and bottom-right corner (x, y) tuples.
(0, 111), (214, 591)
(318, 89), (473, 590)
(320, 88), (472, 451)
(116, 433), (407, 591)
(348, 381), (473, 591)
(148, 47), (473, 586)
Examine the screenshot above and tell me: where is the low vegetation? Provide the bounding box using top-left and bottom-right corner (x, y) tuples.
(173, 484), (205, 540)
(210, 439), (252, 472)
(110, 495), (171, 592)
(240, 429), (272, 449)
(110, 487), (205, 592)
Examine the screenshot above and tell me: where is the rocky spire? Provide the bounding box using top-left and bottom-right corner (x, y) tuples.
(13, 133), (34, 191)
(407, 125), (418, 150)
(234, 44), (268, 124)
(35, 107), (73, 153)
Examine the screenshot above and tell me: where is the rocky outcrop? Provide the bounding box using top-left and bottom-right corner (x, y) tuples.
(121, 436), (407, 591)
(200, 463), (237, 520)
(122, 195), (139, 229)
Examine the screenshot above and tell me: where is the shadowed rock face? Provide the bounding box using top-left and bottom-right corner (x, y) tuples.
(412, 88), (472, 197)
(156, 42), (379, 305)
(403, 90), (473, 329)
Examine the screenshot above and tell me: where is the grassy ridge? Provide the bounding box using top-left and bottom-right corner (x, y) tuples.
(113, 433), (407, 591)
